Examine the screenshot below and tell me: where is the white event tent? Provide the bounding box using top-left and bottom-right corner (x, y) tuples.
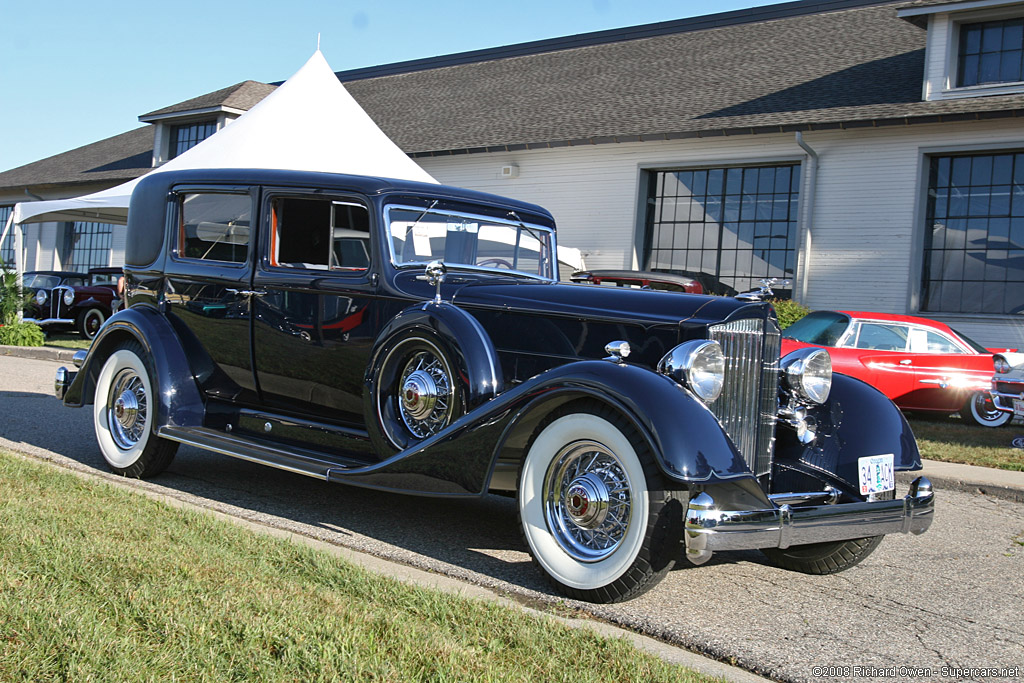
(0, 50), (438, 278)
(1, 49), (583, 281)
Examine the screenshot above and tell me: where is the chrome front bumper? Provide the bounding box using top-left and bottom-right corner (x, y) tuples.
(23, 316), (75, 326)
(684, 476), (934, 564)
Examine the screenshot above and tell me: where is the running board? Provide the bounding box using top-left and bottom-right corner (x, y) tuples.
(158, 425), (364, 481)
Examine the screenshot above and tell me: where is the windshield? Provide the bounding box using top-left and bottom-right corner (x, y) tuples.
(90, 272), (119, 286)
(783, 310), (851, 346)
(23, 274), (60, 289)
(386, 205), (555, 279)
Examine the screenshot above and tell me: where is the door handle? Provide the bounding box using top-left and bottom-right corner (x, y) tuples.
(899, 359), (912, 365)
(226, 288), (267, 298)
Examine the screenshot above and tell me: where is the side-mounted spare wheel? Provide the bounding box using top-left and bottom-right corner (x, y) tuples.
(93, 340), (178, 477)
(368, 328), (467, 453)
(518, 401), (684, 603)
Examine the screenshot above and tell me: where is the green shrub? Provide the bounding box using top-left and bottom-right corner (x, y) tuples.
(1, 268), (32, 327)
(0, 321), (45, 347)
(771, 298), (810, 330)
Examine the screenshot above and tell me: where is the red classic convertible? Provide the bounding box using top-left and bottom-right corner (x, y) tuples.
(782, 310), (1014, 427)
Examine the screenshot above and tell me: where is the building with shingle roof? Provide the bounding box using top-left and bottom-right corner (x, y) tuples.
(2, 0), (1023, 345)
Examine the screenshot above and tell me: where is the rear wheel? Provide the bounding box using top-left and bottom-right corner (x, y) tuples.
(93, 341), (177, 477)
(961, 391), (1011, 428)
(518, 402), (683, 603)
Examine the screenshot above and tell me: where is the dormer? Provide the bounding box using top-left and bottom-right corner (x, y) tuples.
(139, 81), (277, 166)
(900, 0), (1024, 100)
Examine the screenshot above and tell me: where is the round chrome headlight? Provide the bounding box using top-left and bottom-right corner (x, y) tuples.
(994, 355), (1011, 374)
(658, 340), (725, 403)
(62, 289), (75, 306)
(781, 348), (832, 404)
(35, 289), (47, 305)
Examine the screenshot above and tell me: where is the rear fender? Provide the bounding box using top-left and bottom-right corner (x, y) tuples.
(62, 306), (205, 429)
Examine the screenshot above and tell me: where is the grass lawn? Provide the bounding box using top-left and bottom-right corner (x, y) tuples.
(42, 331), (90, 350)
(906, 416), (1024, 471)
(0, 451), (716, 682)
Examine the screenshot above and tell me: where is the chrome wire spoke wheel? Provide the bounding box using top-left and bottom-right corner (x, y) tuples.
(398, 348), (454, 439)
(374, 333), (463, 450)
(543, 440), (632, 562)
(107, 367), (148, 450)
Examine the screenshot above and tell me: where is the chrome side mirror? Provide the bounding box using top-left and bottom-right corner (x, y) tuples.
(425, 260), (447, 304)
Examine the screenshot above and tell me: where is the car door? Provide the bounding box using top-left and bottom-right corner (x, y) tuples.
(251, 190), (381, 426)
(161, 186), (260, 404)
(831, 321), (918, 403)
(899, 326), (991, 411)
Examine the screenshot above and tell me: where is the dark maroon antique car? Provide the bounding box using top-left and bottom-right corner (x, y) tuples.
(569, 269), (703, 294)
(24, 267), (121, 339)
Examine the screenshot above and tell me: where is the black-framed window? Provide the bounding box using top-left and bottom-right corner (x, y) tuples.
(170, 121), (217, 159)
(921, 152), (1024, 314)
(178, 192), (251, 264)
(644, 164), (800, 297)
(63, 222), (113, 272)
(958, 18), (1024, 87)
(0, 206), (13, 267)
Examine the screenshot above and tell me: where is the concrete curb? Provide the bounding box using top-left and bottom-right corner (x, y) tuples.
(0, 344), (81, 363)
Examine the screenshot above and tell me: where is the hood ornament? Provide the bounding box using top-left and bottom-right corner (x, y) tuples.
(736, 278), (791, 301)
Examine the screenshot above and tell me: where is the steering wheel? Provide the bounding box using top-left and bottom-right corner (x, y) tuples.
(478, 258), (513, 269)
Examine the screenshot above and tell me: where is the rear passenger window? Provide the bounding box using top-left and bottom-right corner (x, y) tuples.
(270, 197), (370, 271)
(178, 193), (251, 264)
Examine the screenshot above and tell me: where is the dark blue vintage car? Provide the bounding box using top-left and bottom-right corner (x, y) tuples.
(55, 168), (934, 603)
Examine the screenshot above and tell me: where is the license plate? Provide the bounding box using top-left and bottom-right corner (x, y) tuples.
(858, 454), (895, 496)
(1014, 398), (1024, 416)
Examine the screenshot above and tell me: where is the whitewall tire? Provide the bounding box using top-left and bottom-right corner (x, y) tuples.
(518, 402), (683, 603)
(962, 391), (1011, 428)
(93, 342), (177, 477)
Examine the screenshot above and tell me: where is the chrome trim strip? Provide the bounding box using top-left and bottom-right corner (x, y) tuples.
(684, 477), (934, 564)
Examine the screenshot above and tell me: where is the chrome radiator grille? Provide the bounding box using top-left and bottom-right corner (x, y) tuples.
(708, 316), (781, 477)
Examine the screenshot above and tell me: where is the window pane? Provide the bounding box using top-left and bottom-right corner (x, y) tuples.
(644, 164), (800, 296)
(959, 18), (1024, 86)
(922, 152), (1024, 313)
(180, 193), (251, 263)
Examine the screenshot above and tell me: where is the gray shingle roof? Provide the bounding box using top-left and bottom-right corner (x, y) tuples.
(140, 81), (277, 119)
(0, 127), (153, 192)
(341, 2), (1024, 156)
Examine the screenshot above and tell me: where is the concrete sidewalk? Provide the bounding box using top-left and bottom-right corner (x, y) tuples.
(6, 343), (1023, 502)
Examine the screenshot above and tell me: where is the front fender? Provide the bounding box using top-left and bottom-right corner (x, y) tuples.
(772, 372), (921, 495)
(333, 359), (749, 496)
(62, 306), (205, 429)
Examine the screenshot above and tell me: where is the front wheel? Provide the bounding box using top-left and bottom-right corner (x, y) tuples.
(761, 536), (884, 574)
(518, 402), (683, 603)
(77, 308), (106, 339)
(93, 341), (177, 477)
(961, 391), (1011, 428)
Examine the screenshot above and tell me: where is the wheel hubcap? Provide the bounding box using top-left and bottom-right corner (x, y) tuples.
(396, 347), (453, 439)
(107, 368), (147, 450)
(544, 440), (631, 562)
(401, 370), (439, 421)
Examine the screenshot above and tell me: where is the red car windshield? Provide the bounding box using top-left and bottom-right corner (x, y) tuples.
(783, 311), (851, 346)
